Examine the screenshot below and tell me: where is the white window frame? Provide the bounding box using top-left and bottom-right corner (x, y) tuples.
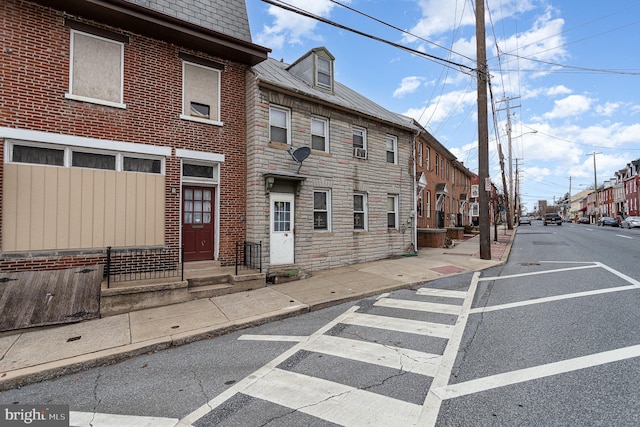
(316, 56), (332, 90)
(471, 202), (479, 216)
(354, 192), (368, 231)
(313, 189), (332, 231)
(387, 195), (399, 229)
(180, 61), (223, 126)
(353, 127), (367, 159)
(386, 135), (398, 164)
(425, 147), (430, 170)
(269, 105), (291, 145)
(426, 190), (431, 218)
(311, 116), (329, 152)
(65, 30), (126, 109)
(6, 140), (165, 174)
(418, 142), (423, 167)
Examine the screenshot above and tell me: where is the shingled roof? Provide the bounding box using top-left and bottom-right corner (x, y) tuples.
(253, 56), (418, 132)
(122, 0), (253, 43)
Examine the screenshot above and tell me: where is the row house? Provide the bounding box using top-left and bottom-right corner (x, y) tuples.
(245, 47), (420, 273)
(621, 159), (640, 216)
(1, 0), (269, 273)
(414, 131), (474, 230)
(469, 176), (498, 226)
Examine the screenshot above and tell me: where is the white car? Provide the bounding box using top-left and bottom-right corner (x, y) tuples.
(518, 216), (532, 225)
(621, 216), (640, 229)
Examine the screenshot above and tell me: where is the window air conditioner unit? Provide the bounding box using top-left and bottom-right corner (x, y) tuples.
(353, 147), (367, 159)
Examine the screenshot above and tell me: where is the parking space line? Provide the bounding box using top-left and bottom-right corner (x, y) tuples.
(431, 344), (640, 400)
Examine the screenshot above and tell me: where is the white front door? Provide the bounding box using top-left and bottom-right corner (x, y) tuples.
(270, 193), (295, 265)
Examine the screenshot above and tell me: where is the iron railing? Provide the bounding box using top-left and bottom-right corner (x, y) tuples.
(106, 245), (184, 288)
(235, 241), (262, 275)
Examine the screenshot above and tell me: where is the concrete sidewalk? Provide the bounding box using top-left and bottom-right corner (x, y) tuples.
(0, 228), (515, 391)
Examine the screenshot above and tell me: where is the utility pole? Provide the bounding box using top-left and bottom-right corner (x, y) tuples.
(496, 96), (520, 230)
(591, 152), (601, 224)
(568, 176), (572, 219)
(476, 0), (491, 260)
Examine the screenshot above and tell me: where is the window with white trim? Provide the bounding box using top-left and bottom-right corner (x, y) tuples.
(426, 190), (431, 218)
(471, 185), (479, 198)
(353, 127), (367, 159)
(418, 142), (423, 167)
(471, 202), (479, 216)
(425, 147), (430, 170)
(313, 190), (331, 231)
(8, 142), (164, 174)
(386, 135), (397, 164)
(67, 30), (125, 108)
(435, 154), (439, 175)
(387, 195), (399, 229)
(311, 117), (329, 152)
(270, 106), (290, 144)
(354, 193), (367, 230)
(181, 60), (221, 125)
(316, 56), (332, 90)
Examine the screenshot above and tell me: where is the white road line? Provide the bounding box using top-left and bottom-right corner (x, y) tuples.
(477, 264), (598, 281)
(342, 312), (454, 339)
(416, 288), (468, 299)
(375, 298), (462, 316)
(242, 368), (422, 427)
(431, 344), (640, 400)
(178, 306), (360, 426)
(596, 262), (640, 286)
(418, 272), (480, 427)
(238, 334), (308, 342)
(470, 284), (640, 314)
(70, 411), (181, 427)
(616, 234), (633, 239)
(305, 335), (442, 377)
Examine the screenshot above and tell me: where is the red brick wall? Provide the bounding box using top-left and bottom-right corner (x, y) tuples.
(0, 0), (248, 270)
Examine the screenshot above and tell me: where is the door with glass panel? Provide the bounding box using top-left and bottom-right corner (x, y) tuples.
(182, 186), (214, 261)
(270, 193), (295, 265)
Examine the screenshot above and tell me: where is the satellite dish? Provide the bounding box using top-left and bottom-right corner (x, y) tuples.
(287, 146), (311, 173)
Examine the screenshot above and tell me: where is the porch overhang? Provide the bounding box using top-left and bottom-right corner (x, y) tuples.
(264, 171), (306, 195)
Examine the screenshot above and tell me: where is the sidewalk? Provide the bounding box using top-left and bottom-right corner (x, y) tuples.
(0, 227), (515, 391)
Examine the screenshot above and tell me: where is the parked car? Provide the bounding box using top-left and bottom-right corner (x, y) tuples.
(577, 217), (590, 224)
(597, 216), (619, 227)
(543, 213), (562, 226)
(518, 216), (532, 225)
(621, 216), (640, 229)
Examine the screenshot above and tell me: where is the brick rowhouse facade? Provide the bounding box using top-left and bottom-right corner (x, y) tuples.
(0, 0), (268, 271)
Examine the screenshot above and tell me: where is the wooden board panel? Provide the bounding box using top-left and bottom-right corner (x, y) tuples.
(0, 266), (102, 332)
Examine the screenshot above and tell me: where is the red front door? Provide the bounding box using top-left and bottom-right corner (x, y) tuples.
(182, 186), (214, 262)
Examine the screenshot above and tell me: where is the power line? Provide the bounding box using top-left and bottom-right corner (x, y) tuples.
(260, 0), (479, 74)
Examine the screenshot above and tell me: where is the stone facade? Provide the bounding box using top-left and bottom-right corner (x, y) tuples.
(246, 51), (417, 273)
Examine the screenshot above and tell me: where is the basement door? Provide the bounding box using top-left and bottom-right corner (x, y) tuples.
(183, 186), (215, 262)
(270, 193), (295, 265)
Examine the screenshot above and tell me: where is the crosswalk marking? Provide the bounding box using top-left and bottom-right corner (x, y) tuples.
(305, 335), (442, 377)
(70, 411), (181, 427)
(242, 368), (422, 427)
(416, 288), (468, 299)
(375, 298), (462, 315)
(342, 311), (454, 339)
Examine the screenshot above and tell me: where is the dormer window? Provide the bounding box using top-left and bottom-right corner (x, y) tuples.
(316, 56), (332, 90)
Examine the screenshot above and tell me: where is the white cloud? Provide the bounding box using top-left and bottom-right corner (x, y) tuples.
(393, 76), (425, 97)
(254, 0), (346, 49)
(595, 102), (620, 117)
(546, 85), (572, 96)
(543, 94), (593, 119)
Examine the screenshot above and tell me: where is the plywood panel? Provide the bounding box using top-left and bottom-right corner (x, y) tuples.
(29, 166), (46, 249)
(2, 164), (19, 251)
(125, 173), (136, 246)
(15, 166), (32, 251)
(43, 167), (59, 249)
(68, 168), (83, 248)
(56, 168), (71, 249)
(103, 171), (117, 246)
(80, 169), (95, 248)
(114, 172), (127, 247)
(135, 173), (146, 244)
(93, 171), (106, 247)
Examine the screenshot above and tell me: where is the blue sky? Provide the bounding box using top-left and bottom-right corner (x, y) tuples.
(245, 0), (640, 213)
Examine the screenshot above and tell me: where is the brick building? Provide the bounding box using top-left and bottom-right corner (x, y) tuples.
(1, 0), (269, 272)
